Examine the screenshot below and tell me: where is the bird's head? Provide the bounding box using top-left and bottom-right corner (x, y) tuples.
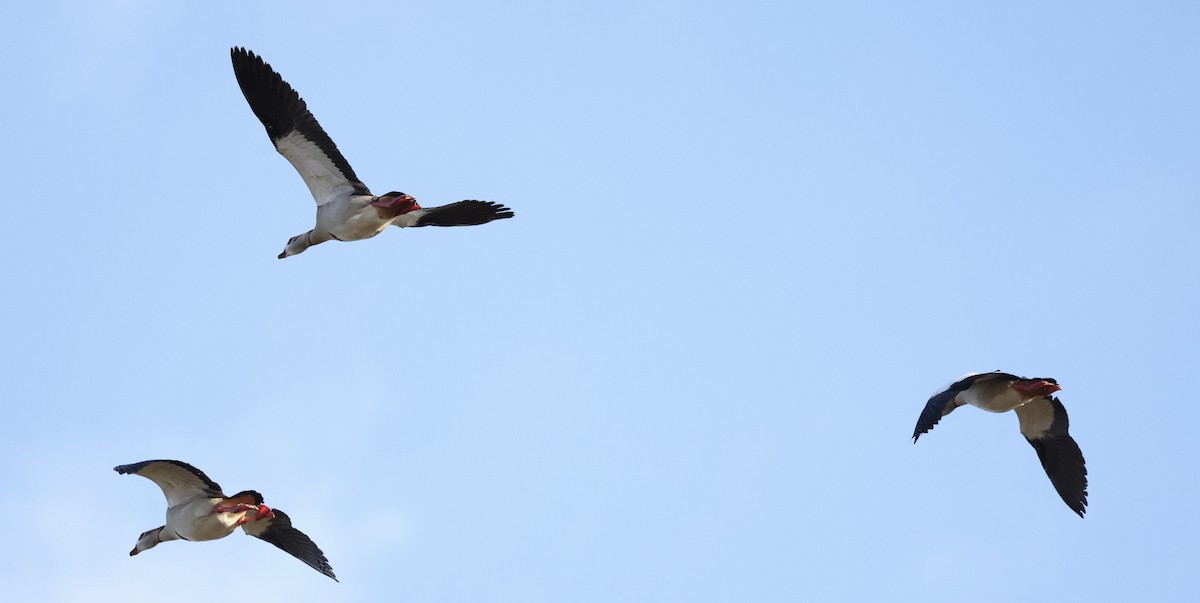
(279, 232), (312, 259)
(129, 527), (162, 556)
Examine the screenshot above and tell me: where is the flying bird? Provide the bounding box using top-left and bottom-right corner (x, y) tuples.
(912, 371), (1088, 517)
(230, 47), (514, 258)
(115, 460), (337, 581)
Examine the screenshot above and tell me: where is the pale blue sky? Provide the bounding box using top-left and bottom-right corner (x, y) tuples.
(2, 1), (1198, 601)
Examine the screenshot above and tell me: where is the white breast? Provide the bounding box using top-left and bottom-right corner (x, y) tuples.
(317, 197), (392, 241)
(166, 498), (246, 542)
(959, 379), (1026, 413)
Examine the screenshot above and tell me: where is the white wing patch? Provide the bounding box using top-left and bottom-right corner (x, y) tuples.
(130, 462), (220, 508)
(390, 209), (429, 228)
(1015, 398), (1056, 439)
(274, 131), (360, 206)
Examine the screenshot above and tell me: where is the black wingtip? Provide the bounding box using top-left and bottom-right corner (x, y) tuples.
(114, 462), (149, 475)
(1069, 491), (1088, 518)
(911, 423), (933, 443)
(911, 417), (937, 443)
(415, 200), (515, 227)
(230, 46), (294, 142)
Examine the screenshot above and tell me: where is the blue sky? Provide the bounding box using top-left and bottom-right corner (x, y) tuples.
(2, 1), (1198, 601)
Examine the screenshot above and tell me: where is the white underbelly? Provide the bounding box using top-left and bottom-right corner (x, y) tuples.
(319, 202), (391, 241)
(961, 386), (1026, 413)
(167, 502), (242, 542)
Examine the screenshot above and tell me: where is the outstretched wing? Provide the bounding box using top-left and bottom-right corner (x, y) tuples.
(114, 460), (224, 507)
(1015, 397), (1088, 517)
(242, 508), (338, 581)
(395, 200), (515, 228)
(912, 372), (1012, 442)
(231, 47), (371, 205)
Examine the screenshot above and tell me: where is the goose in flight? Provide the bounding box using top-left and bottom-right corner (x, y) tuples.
(115, 460), (337, 580)
(912, 372), (1088, 517)
(230, 47), (514, 258)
